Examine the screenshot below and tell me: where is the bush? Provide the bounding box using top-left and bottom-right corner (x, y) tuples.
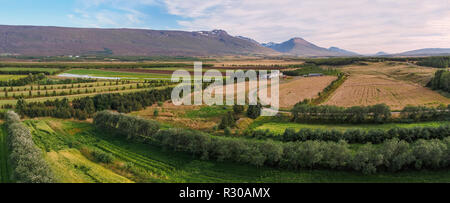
(91, 149), (114, 164)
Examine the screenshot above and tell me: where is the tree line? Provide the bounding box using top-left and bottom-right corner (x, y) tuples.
(5, 111), (54, 183)
(417, 56), (450, 68)
(292, 103), (392, 124)
(93, 111), (450, 174)
(0, 73), (45, 87)
(427, 70), (450, 93)
(15, 87), (174, 120)
(282, 64), (340, 76)
(248, 124), (450, 144)
(292, 103), (449, 124)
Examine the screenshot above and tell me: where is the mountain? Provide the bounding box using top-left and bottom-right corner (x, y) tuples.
(0, 25), (277, 56)
(397, 48), (450, 56)
(328, 47), (360, 56)
(262, 37), (358, 57)
(374, 51), (390, 56)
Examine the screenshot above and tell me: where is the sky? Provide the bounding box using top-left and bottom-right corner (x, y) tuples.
(0, 0), (449, 54)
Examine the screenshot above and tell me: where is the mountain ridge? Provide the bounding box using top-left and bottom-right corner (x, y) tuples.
(0, 25), (277, 56)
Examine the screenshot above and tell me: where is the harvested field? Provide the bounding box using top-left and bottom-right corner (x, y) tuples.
(276, 76), (337, 108)
(324, 74), (450, 110)
(340, 62), (438, 86)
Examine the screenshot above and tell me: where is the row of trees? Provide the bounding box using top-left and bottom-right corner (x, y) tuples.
(248, 124), (450, 144)
(93, 111), (160, 141)
(0, 69), (60, 75)
(427, 70), (450, 93)
(292, 103), (450, 124)
(292, 103), (392, 124)
(5, 111), (54, 183)
(93, 111), (450, 174)
(282, 64), (340, 76)
(401, 104), (450, 122)
(0, 73), (45, 87)
(16, 87), (174, 119)
(417, 56), (450, 68)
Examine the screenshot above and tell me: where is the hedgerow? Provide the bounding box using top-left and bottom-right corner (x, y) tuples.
(247, 124), (450, 144)
(5, 111), (54, 183)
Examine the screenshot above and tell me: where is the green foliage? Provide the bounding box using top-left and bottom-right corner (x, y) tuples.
(428, 70), (450, 93)
(16, 86), (174, 119)
(91, 149), (115, 164)
(219, 112), (236, 129)
(292, 103), (391, 124)
(0, 73), (46, 87)
(283, 64), (340, 76)
(94, 111), (160, 141)
(248, 124), (450, 144)
(233, 104), (245, 114)
(5, 111), (54, 183)
(247, 103), (262, 119)
(417, 57), (450, 68)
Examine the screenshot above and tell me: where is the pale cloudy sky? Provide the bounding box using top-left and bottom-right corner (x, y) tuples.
(0, 0), (449, 54)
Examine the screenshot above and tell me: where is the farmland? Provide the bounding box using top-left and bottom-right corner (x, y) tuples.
(0, 75), (27, 81)
(0, 58), (449, 183)
(324, 63), (450, 110)
(18, 118), (450, 183)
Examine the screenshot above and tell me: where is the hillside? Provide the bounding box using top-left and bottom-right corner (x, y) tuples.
(397, 48), (450, 56)
(0, 25), (277, 57)
(262, 38), (359, 57)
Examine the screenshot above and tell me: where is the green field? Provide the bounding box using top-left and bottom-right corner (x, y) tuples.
(0, 75), (27, 81)
(254, 120), (450, 134)
(22, 118), (450, 183)
(0, 67), (61, 74)
(0, 125), (11, 183)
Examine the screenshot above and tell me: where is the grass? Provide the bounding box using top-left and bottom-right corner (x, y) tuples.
(184, 105), (231, 118)
(0, 124), (11, 183)
(0, 75), (27, 81)
(253, 119), (450, 135)
(24, 118), (450, 183)
(0, 67), (62, 74)
(45, 149), (133, 183)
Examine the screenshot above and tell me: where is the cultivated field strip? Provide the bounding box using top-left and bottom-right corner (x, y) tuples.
(0, 83), (148, 99)
(96, 141), (175, 178)
(0, 86), (170, 106)
(0, 125), (10, 183)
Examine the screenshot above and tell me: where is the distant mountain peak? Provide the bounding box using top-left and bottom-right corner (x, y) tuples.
(263, 37), (359, 57)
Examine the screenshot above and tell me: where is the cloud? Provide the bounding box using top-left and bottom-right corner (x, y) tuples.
(69, 0), (450, 54)
(69, 0), (159, 28)
(162, 0), (450, 54)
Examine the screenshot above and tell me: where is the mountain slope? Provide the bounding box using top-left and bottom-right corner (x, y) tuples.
(262, 38), (359, 57)
(397, 48), (450, 56)
(0, 25), (277, 56)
